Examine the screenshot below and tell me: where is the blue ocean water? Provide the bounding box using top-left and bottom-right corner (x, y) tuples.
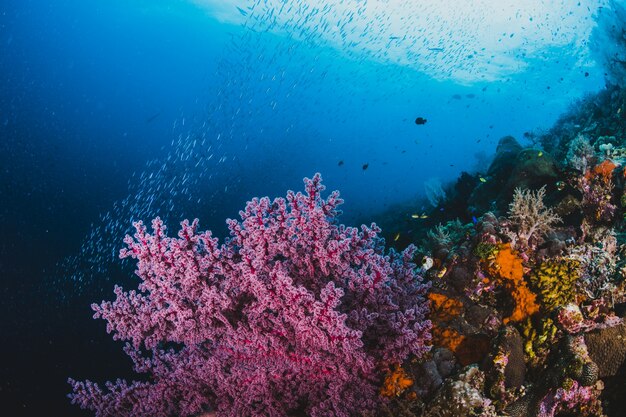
(0, 0), (618, 415)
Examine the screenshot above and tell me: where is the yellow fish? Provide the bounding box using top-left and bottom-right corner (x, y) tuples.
(538, 151), (543, 157)
(436, 267), (447, 278)
(411, 214), (420, 219)
(420, 214), (429, 219)
(479, 177), (487, 183)
(394, 232), (401, 241)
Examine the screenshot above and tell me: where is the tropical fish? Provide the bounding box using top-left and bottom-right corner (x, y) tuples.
(415, 117), (427, 125)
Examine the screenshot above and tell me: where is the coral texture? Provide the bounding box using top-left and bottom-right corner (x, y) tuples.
(483, 326), (526, 410)
(530, 259), (580, 311)
(585, 322), (626, 378)
(506, 186), (561, 251)
(68, 174), (432, 417)
(380, 365), (414, 398)
(537, 379), (603, 417)
(489, 244), (539, 324)
(579, 160), (617, 223)
(422, 366), (498, 417)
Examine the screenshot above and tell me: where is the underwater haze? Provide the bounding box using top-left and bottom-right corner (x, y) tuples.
(1, 0), (623, 416)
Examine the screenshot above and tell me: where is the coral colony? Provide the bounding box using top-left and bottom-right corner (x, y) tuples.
(70, 88), (626, 416)
(69, 174), (431, 417)
(70, 25), (626, 417)
(70, 93), (626, 417)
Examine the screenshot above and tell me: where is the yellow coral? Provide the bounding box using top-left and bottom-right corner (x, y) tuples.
(529, 259), (581, 311)
(522, 316), (558, 363)
(521, 259), (580, 365)
(380, 365), (414, 397)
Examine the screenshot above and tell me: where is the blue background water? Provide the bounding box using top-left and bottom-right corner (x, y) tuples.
(0, 0), (612, 415)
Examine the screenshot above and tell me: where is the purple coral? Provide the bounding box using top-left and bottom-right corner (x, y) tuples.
(578, 174), (617, 223)
(68, 173), (432, 417)
(537, 379), (603, 417)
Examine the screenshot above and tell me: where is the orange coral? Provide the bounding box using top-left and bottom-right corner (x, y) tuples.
(429, 292), (464, 318)
(428, 288), (491, 366)
(585, 159), (616, 183)
(432, 326), (466, 352)
(428, 292), (466, 352)
(490, 244), (539, 324)
(380, 365), (414, 397)
(492, 244), (524, 281)
(506, 285), (539, 323)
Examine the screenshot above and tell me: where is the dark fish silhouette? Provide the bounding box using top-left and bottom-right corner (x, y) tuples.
(415, 117), (427, 125)
(338, 160), (344, 166)
(145, 112), (161, 123)
(362, 163), (369, 170)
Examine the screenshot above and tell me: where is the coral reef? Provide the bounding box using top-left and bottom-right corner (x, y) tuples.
(377, 82), (626, 416)
(71, 36), (626, 416)
(68, 174), (432, 417)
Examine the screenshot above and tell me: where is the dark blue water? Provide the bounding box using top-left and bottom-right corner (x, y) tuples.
(0, 0), (614, 415)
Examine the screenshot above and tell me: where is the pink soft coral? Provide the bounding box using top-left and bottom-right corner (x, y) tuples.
(68, 173), (431, 417)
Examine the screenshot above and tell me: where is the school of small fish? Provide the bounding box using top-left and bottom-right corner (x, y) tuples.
(55, 0), (607, 294)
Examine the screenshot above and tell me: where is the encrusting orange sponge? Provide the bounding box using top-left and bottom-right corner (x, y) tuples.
(380, 365), (414, 397)
(491, 244), (539, 324)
